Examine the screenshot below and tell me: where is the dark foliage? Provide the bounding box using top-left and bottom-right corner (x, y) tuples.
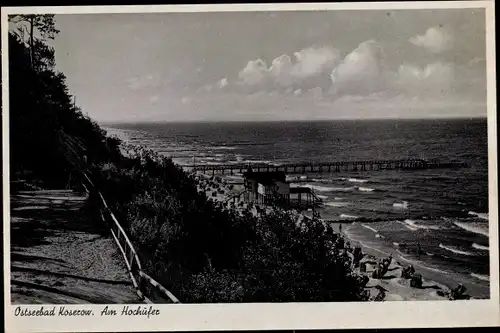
(9, 29), (120, 188)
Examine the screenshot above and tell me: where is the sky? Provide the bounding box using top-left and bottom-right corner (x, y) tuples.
(46, 8), (487, 123)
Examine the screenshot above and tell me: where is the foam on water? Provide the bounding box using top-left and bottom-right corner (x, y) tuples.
(393, 201), (409, 209)
(468, 211), (489, 220)
(243, 159), (277, 165)
(439, 243), (475, 256)
(396, 250), (450, 274)
(324, 201), (349, 207)
(343, 228), (391, 256)
(470, 273), (490, 281)
(361, 223), (378, 233)
(472, 243), (489, 251)
(397, 220), (418, 231)
(300, 184), (355, 192)
(210, 146), (237, 150)
(340, 213), (359, 219)
(347, 178), (369, 183)
(454, 221), (489, 237)
(403, 219), (441, 230)
(358, 186), (375, 192)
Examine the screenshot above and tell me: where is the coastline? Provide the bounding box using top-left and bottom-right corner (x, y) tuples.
(340, 226), (490, 300)
(193, 170), (488, 301)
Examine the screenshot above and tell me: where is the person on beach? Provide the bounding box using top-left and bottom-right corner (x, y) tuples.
(417, 242), (422, 259)
(339, 224), (342, 233)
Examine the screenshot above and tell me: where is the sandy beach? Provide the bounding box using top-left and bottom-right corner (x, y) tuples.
(191, 170), (481, 302)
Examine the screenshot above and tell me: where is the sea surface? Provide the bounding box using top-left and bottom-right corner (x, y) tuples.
(106, 118), (491, 297)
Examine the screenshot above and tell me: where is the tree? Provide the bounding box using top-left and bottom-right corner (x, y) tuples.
(8, 14), (59, 69)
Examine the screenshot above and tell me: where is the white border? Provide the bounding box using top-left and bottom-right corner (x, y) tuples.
(2, 2), (499, 332)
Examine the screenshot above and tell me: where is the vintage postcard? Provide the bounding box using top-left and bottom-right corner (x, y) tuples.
(2, 1), (499, 332)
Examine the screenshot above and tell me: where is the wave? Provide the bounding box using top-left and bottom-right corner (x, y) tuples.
(454, 221), (489, 237)
(396, 251), (450, 274)
(211, 146), (237, 150)
(472, 243), (489, 251)
(468, 211), (489, 220)
(393, 242), (400, 247)
(342, 231), (391, 256)
(375, 234), (385, 239)
(340, 214), (359, 219)
(470, 273), (490, 281)
(358, 187), (375, 192)
(439, 243), (475, 256)
(301, 184), (355, 192)
(202, 156), (227, 162)
(393, 201), (409, 209)
(317, 195), (328, 200)
(243, 160), (281, 165)
(403, 219), (440, 230)
(347, 178), (369, 183)
(361, 223), (378, 233)
(324, 201), (350, 208)
(397, 220), (418, 231)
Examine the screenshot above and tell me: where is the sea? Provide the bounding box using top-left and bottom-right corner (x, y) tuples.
(105, 118), (491, 297)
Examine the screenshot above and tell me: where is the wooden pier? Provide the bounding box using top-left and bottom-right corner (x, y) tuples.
(182, 159), (467, 175)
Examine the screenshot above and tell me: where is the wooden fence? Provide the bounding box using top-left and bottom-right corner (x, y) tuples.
(81, 172), (180, 304)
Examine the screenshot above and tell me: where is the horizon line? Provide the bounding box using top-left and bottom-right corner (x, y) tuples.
(100, 115), (487, 126)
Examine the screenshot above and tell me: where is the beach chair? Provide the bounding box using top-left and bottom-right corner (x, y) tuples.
(410, 273), (423, 288)
(450, 284), (470, 300)
(372, 262), (385, 279)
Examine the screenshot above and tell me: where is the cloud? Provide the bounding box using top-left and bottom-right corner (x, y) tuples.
(206, 36), (482, 109)
(234, 45), (339, 92)
(218, 78), (228, 88)
(290, 46), (339, 79)
(181, 97), (191, 104)
(330, 40), (388, 96)
(126, 74), (162, 90)
(269, 54), (293, 86)
(395, 62), (454, 95)
(409, 26), (453, 53)
(238, 58), (269, 86)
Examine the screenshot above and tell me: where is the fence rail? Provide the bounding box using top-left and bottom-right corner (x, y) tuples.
(81, 172), (180, 304)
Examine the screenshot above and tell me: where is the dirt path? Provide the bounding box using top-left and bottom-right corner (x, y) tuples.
(10, 190), (142, 304)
